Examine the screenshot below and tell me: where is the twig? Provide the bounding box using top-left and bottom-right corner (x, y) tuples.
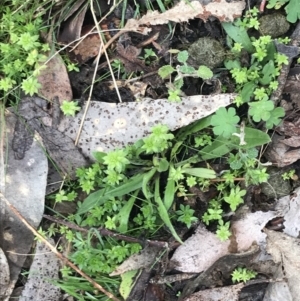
(43, 214), (180, 249)
(0, 192), (121, 301)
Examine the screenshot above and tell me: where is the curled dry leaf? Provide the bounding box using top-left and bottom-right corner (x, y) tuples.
(124, 0), (245, 32)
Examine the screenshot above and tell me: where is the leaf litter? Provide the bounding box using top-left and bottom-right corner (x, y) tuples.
(4, 0), (300, 300)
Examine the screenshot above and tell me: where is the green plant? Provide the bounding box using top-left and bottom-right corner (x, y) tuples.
(0, 2), (51, 100)
(60, 100), (81, 116)
(158, 50), (213, 102)
(266, 0), (300, 23)
(222, 9), (286, 129)
(282, 169), (296, 180)
(176, 204), (198, 228)
(231, 267), (257, 283)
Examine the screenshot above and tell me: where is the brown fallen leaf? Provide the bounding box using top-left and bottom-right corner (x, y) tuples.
(70, 25), (102, 64)
(37, 51), (73, 103)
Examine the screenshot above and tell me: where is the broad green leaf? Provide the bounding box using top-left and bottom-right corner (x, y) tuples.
(241, 81), (256, 102)
(231, 127), (271, 148)
(155, 178), (182, 243)
(285, 0), (300, 23)
(78, 173), (144, 214)
(259, 60), (275, 85)
(224, 59), (241, 70)
(116, 191), (138, 233)
(164, 178), (175, 210)
(119, 270), (139, 299)
(211, 107), (240, 138)
(182, 168), (216, 179)
(200, 136), (233, 160)
(142, 168), (157, 199)
(157, 158), (169, 172)
(265, 107), (285, 129)
(158, 65), (175, 79)
(222, 22), (254, 53)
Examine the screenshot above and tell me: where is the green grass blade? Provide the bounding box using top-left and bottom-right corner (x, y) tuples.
(77, 173), (144, 214)
(182, 167), (216, 179)
(155, 178), (183, 243)
(142, 167), (157, 200)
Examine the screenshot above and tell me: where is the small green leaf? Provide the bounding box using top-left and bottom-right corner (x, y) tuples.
(211, 107), (240, 138)
(197, 66), (213, 80)
(265, 107), (285, 129)
(179, 65), (195, 74)
(157, 158), (169, 172)
(241, 81), (256, 102)
(177, 50), (189, 63)
(249, 100), (274, 122)
(259, 60), (275, 85)
(158, 65), (175, 79)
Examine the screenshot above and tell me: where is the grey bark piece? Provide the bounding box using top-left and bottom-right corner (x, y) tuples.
(59, 94), (235, 159)
(19, 239), (61, 301)
(1, 112), (48, 300)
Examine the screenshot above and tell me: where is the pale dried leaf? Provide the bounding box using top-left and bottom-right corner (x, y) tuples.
(58, 94), (236, 159)
(231, 211), (277, 253)
(124, 0), (245, 32)
(265, 229), (300, 301)
(275, 186), (300, 238)
(38, 52), (73, 102)
(110, 246), (161, 276)
(183, 283), (244, 301)
(170, 227), (230, 273)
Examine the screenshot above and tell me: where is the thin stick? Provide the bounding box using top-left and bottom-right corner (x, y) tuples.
(0, 192), (121, 301)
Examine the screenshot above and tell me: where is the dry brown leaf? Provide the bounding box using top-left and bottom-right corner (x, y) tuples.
(70, 26), (101, 64)
(38, 51), (73, 103)
(124, 0), (245, 32)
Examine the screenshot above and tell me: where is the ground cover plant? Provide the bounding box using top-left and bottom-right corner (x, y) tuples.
(2, 0), (300, 300)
